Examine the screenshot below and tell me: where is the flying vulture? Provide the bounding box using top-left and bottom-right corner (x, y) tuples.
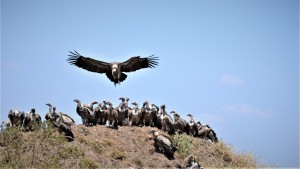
(67, 50), (159, 85)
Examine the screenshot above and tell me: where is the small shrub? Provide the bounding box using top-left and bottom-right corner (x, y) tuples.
(172, 133), (193, 158)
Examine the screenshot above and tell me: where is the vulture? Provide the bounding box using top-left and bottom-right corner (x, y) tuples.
(149, 129), (176, 160)
(53, 121), (74, 141)
(52, 107), (75, 126)
(152, 104), (162, 129)
(105, 101), (118, 129)
(117, 97), (130, 126)
(46, 104), (75, 126)
(67, 50), (159, 85)
(187, 114), (198, 137)
(45, 103), (55, 121)
(141, 101), (156, 127)
(197, 121), (218, 142)
(128, 102), (143, 126)
(23, 108), (42, 131)
(73, 99), (96, 126)
(8, 110), (25, 128)
(160, 105), (175, 135)
(170, 110), (189, 134)
(94, 102), (107, 125)
(182, 155), (203, 169)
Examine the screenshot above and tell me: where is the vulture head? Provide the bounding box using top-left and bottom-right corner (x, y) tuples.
(187, 113), (193, 118)
(143, 101), (149, 107)
(91, 101), (98, 105)
(160, 104), (166, 109)
(149, 129), (159, 137)
(107, 101), (113, 107)
(170, 110), (176, 114)
(31, 108), (36, 114)
(98, 102), (104, 107)
(73, 99), (81, 103)
(119, 97), (125, 102)
(126, 98), (129, 102)
(170, 111), (179, 117)
(67, 50), (159, 85)
(132, 102), (139, 107)
(197, 121), (202, 125)
(46, 103), (52, 107)
(53, 107), (56, 112)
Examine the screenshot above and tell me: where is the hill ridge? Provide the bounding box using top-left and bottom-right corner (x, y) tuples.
(0, 124), (258, 168)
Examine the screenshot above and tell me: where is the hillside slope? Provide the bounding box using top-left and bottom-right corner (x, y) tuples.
(0, 124), (258, 168)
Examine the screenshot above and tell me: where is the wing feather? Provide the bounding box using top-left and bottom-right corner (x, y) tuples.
(120, 54), (159, 72)
(67, 50), (111, 73)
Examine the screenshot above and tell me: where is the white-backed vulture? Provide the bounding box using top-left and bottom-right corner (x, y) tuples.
(67, 50), (159, 85)
(148, 129), (176, 160)
(170, 110), (189, 134)
(141, 101), (156, 127)
(24, 108), (42, 131)
(183, 155), (203, 169)
(45, 105), (74, 141)
(94, 102), (107, 125)
(84, 101), (98, 112)
(53, 121), (74, 141)
(187, 114), (198, 137)
(73, 99), (96, 126)
(52, 107), (75, 126)
(8, 110), (25, 128)
(117, 97), (129, 126)
(105, 102), (118, 129)
(152, 104), (162, 129)
(128, 102), (143, 126)
(197, 121), (218, 142)
(0, 120), (12, 131)
(160, 105), (175, 135)
(45, 103), (55, 121)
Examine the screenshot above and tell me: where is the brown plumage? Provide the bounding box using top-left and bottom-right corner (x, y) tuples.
(67, 50), (159, 85)
(105, 102), (118, 128)
(170, 111), (189, 134)
(187, 114), (198, 137)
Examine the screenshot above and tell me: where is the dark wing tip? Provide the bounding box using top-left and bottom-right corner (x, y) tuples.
(147, 54), (159, 68)
(67, 50), (82, 64)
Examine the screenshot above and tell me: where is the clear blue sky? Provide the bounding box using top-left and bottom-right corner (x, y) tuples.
(1, 0), (299, 167)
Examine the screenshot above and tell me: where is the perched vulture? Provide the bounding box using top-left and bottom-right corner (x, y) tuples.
(67, 50), (159, 85)
(8, 110), (25, 128)
(170, 110), (189, 134)
(149, 129), (176, 160)
(182, 155), (203, 169)
(128, 102), (143, 126)
(187, 114), (198, 137)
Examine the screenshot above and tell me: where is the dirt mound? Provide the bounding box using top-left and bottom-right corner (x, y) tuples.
(0, 124), (258, 168)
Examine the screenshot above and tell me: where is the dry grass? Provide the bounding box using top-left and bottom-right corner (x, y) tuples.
(0, 124), (260, 168)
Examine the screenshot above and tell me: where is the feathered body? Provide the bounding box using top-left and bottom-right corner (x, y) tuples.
(128, 102), (143, 126)
(171, 111), (189, 134)
(149, 129), (176, 160)
(94, 102), (107, 125)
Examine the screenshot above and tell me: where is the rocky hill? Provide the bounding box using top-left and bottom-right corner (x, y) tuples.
(0, 124), (258, 168)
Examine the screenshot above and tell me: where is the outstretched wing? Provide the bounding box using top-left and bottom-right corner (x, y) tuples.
(120, 54), (159, 72)
(67, 50), (111, 73)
